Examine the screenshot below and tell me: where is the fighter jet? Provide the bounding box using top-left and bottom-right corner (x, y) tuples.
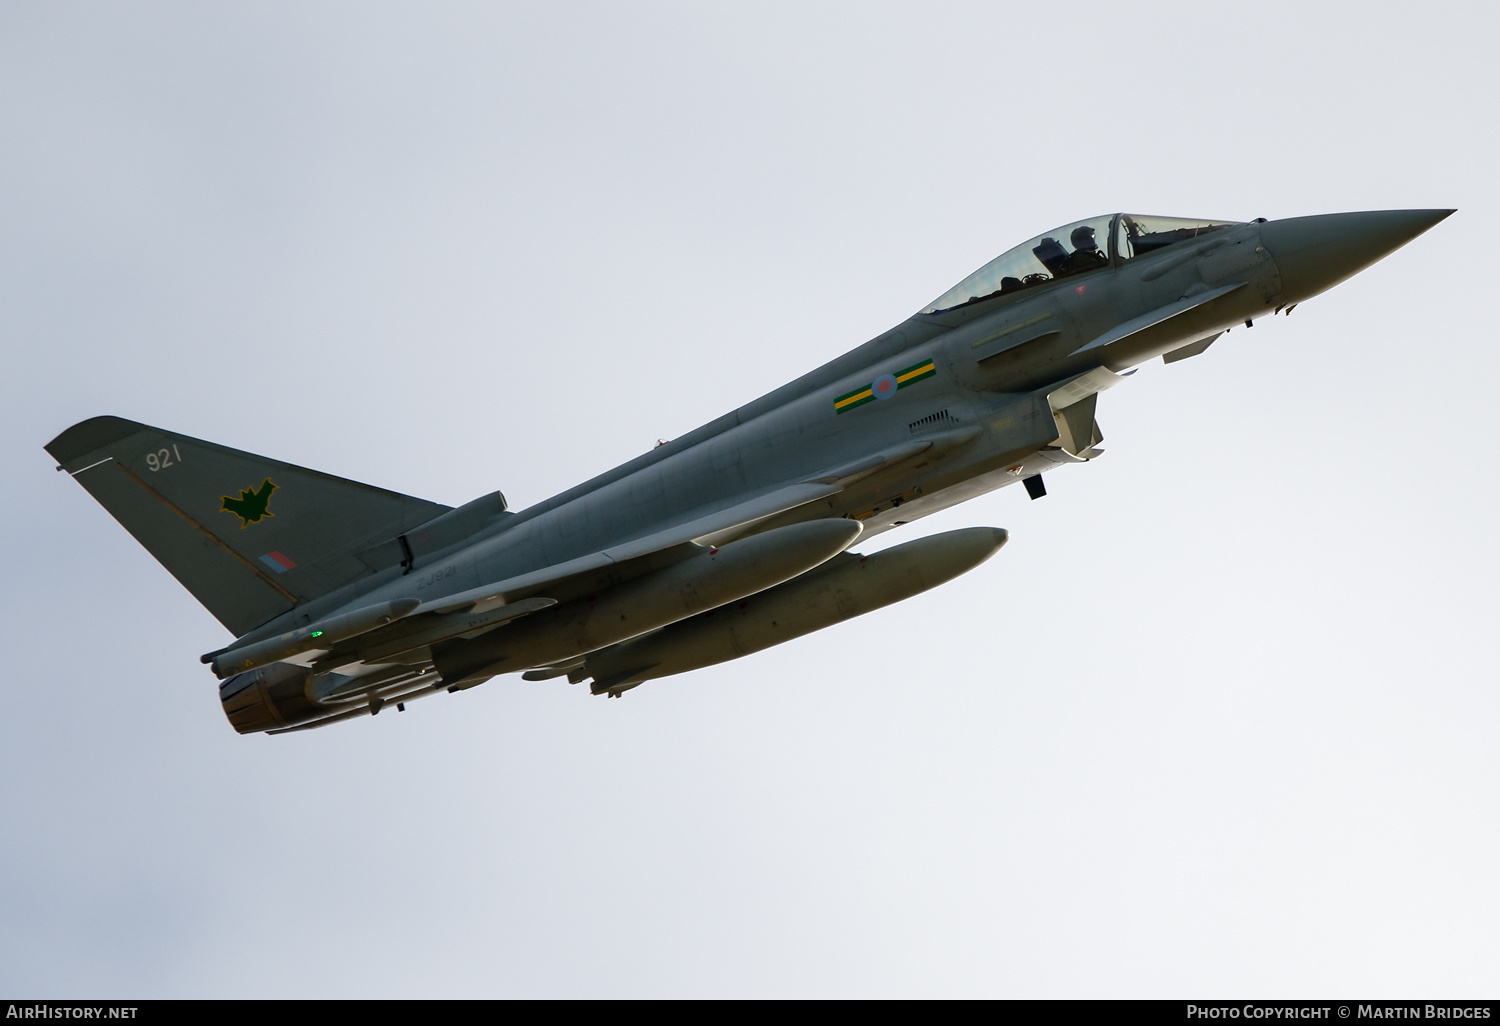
(45, 208), (1452, 734)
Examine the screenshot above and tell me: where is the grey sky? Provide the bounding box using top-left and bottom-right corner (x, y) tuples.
(2, 2), (1496, 997)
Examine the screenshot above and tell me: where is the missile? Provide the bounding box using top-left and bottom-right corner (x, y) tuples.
(432, 517), (864, 686)
(580, 526), (1009, 695)
(206, 597), (421, 678)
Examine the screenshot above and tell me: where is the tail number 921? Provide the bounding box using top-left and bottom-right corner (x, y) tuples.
(146, 445), (183, 472)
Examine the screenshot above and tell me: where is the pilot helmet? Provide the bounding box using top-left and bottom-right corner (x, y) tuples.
(1070, 225), (1099, 251)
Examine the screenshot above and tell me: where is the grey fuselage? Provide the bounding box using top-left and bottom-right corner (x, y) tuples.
(224, 206), (1451, 703)
(248, 216), (1283, 650)
(42, 207), (1450, 728)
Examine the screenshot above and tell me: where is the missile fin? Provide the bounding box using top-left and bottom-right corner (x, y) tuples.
(589, 669), (654, 697)
(521, 660), (584, 682)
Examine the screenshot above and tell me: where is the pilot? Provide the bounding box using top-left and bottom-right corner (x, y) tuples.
(1064, 225), (1109, 274)
(998, 276), (1024, 294)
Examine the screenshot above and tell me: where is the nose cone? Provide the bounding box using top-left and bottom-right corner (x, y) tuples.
(1259, 209), (1454, 305)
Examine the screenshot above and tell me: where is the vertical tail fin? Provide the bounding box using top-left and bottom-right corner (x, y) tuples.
(46, 416), (452, 636)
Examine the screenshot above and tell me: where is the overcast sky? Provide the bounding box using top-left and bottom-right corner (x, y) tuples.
(3, 1), (1496, 998)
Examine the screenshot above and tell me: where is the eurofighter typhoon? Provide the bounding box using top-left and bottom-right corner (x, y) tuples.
(46, 209), (1451, 734)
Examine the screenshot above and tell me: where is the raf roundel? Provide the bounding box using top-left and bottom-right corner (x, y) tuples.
(871, 373), (898, 400)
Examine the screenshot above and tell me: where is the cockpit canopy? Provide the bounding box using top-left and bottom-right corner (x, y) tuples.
(922, 213), (1242, 314)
